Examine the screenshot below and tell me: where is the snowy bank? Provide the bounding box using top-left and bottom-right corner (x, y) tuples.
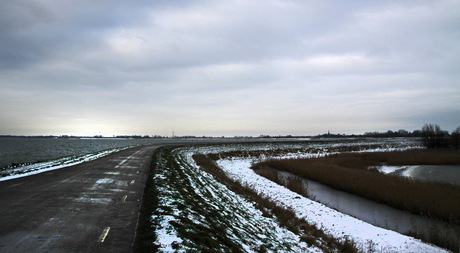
(217, 158), (449, 253)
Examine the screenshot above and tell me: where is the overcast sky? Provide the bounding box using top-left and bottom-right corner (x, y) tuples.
(1, 0), (459, 137)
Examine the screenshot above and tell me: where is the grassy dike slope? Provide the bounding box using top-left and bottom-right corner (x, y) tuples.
(135, 145), (330, 252)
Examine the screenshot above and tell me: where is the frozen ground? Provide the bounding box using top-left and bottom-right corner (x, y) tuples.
(3, 138), (447, 251)
(217, 158), (447, 252)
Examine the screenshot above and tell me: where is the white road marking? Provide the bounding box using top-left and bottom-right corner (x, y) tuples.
(98, 227), (111, 242)
(130, 180), (135, 184)
(119, 165), (137, 169)
(115, 150), (143, 169)
(122, 195), (127, 202)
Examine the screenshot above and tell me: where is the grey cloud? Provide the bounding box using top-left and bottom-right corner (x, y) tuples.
(0, 0), (459, 136)
(0, 0), (178, 70)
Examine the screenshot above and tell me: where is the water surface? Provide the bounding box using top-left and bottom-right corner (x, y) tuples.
(0, 137), (164, 168)
(279, 171), (460, 251)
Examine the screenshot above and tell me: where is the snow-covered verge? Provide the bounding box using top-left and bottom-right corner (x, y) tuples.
(217, 158), (448, 253)
(0, 147), (129, 181)
(151, 146), (322, 252)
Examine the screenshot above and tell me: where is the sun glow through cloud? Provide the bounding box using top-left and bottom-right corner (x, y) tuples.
(0, 0), (459, 136)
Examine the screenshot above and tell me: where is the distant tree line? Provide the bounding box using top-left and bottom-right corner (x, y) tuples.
(313, 129), (422, 139)
(363, 129), (423, 138)
(421, 124), (460, 149)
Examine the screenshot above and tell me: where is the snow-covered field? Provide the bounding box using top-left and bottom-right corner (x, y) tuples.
(153, 139), (449, 252)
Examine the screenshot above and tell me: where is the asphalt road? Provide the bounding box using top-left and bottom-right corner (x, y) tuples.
(0, 145), (159, 253)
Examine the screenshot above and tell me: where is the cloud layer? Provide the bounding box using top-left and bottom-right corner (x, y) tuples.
(1, 0), (459, 136)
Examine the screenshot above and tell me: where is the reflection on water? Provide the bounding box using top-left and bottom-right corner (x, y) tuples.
(369, 165), (407, 174)
(372, 165), (460, 186)
(397, 165), (460, 186)
(279, 171), (460, 251)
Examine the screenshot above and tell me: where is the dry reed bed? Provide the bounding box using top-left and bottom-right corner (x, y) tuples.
(253, 149), (460, 225)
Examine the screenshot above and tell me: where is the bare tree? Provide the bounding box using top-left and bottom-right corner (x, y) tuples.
(451, 126), (460, 149)
(421, 124), (449, 148)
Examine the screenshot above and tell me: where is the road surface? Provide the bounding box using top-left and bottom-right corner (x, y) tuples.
(0, 145), (159, 252)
